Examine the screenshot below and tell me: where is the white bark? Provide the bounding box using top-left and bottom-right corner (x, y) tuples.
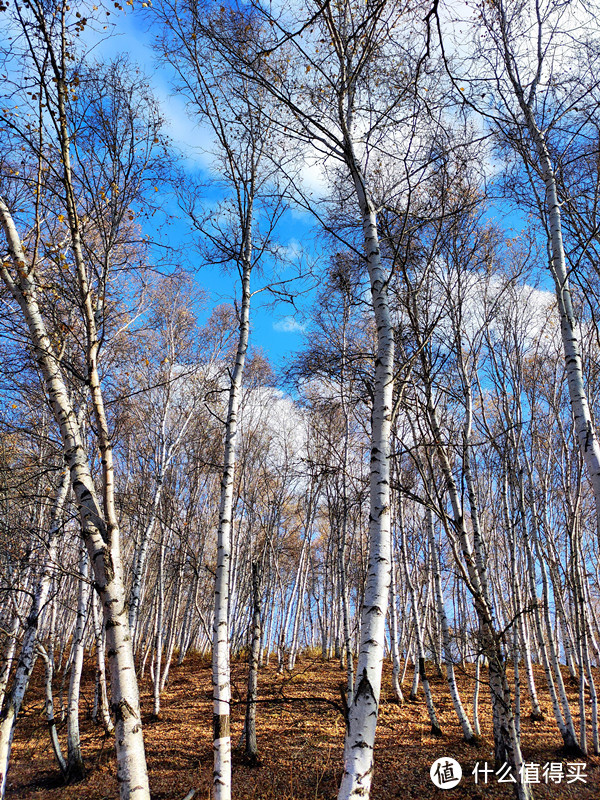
(427, 507), (474, 741)
(36, 644), (67, 777)
(388, 555), (404, 705)
(399, 503), (441, 736)
(160, 558), (184, 692)
(425, 398), (530, 799)
(338, 162), (394, 800)
(244, 561), (261, 762)
(130, 478), (164, 645)
(91, 591), (113, 734)
(66, 544), (90, 780)
(0, 198), (150, 800)
(496, 2), (600, 543)
(0, 618), (19, 716)
(473, 656), (481, 737)
(502, 472), (543, 721)
(0, 469), (68, 799)
(212, 259), (251, 800)
(152, 536), (165, 719)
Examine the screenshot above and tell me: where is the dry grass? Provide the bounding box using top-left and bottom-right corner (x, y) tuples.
(5, 655), (600, 799)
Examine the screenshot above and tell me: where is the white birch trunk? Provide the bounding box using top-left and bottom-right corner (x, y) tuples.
(473, 656), (481, 737)
(425, 398), (530, 799)
(177, 570), (199, 666)
(517, 457), (580, 748)
(36, 644), (67, 777)
(0, 469), (68, 799)
(427, 507), (474, 741)
(91, 591), (113, 734)
(160, 559), (184, 692)
(501, 472), (543, 721)
(500, 24), (600, 542)
(244, 561), (261, 763)
(280, 536), (308, 671)
(388, 555), (404, 705)
(0, 618), (19, 717)
(288, 554), (309, 672)
(152, 536), (165, 719)
(66, 544), (90, 780)
(0, 198), (150, 800)
(130, 478), (164, 645)
(399, 504), (441, 736)
(338, 160), (394, 800)
(212, 257), (251, 800)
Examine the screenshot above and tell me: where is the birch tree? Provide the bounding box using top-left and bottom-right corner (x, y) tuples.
(153, 6), (294, 795)
(183, 2), (443, 794)
(0, 4), (164, 797)
(443, 0), (600, 540)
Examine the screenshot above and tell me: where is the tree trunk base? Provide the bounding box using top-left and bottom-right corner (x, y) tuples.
(558, 743), (587, 758)
(241, 751), (261, 768)
(65, 762), (85, 784)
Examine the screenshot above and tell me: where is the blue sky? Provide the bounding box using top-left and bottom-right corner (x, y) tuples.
(84, 5), (316, 369)
(21, 4), (539, 370)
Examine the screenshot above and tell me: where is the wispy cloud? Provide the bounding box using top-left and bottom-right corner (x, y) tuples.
(273, 316), (307, 334)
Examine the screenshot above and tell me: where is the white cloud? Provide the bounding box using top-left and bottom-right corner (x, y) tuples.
(273, 316), (307, 334)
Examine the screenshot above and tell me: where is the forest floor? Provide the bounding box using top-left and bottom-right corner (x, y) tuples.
(5, 654), (600, 800)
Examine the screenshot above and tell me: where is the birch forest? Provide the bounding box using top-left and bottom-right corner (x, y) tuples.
(2, 1), (600, 799)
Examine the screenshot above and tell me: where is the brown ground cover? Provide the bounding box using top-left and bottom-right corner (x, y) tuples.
(5, 655), (599, 800)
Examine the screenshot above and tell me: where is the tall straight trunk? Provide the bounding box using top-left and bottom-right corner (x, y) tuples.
(288, 554), (309, 672)
(427, 507), (474, 741)
(473, 655), (482, 737)
(502, 40), (600, 543)
(388, 554), (404, 705)
(502, 471), (543, 721)
(66, 544), (90, 781)
(524, 469), (580, 750)
(160, 559), (184, 692)
(152, 536), (165, 719)
(550, 562), (579, 678)
(47, 580), (58, 670)
(91, 590), (113, 734)
(0, 618), (19, 716)
(212, 255), (252, 800)
(570, 527), (600, 754)
(177, 570), (199, 666)
(130, 479), (163, 646)
(571, 552), (588, 755)
(338, 158), (394, 800)
(244, 562), (262, 763)
(399, 503), (441, 735)
(513, 629), (521, 740)
(0, 469), (69, 799)
(410, 657), (420, 700)
(338, 370), (355, 702)
(36, 644), (67, 778)
(425, 399), (530, 800)
(129, 404), (194, 650)
(280, 532), (309, 671)
(583, 575), (600, 666)
(0, 199), (150, 800)
(49, 44), (151, 792)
